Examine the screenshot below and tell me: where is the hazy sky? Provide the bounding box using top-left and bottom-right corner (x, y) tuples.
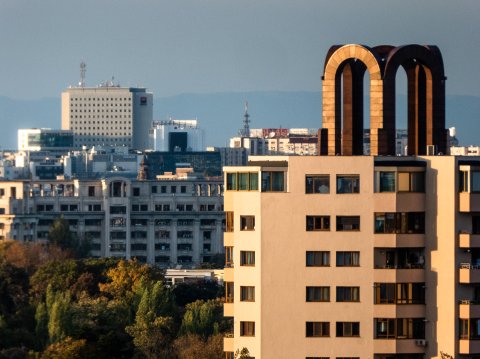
(1, 0), (479, 99)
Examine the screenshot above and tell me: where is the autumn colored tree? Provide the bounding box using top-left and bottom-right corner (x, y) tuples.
(40, 337), (87, 359)
(174, 333), (223, 359)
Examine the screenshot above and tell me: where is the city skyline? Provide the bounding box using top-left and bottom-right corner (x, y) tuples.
(1, 0), (479, 100)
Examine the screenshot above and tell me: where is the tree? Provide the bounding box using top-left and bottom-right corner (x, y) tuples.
(30, 260), (80, 302)
(47, 291), (72, 344)
(174, 333), (223, 359)
(179, 299), (225, 339)
(172, 280), (223, 307)
(235, 348), (254, 359)
(40, 337), (87, 359)
(47, 217), (90, 258)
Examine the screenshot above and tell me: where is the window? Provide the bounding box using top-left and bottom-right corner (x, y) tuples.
(240, 321), (255, 337)
(240, 286), (255, 302)
(336, 322), (360, 337)
(88, 186), (95, 197)
(161, 186), (167, 193)
(85, 219), (102, 226)
(261, 171), (285, 192)
(225, 282), (234, 303)
(374, 212), (425, 234)
(171, 186), (176, 194)
(133, 187), (140, 196)
(110, 206), (126, 214)
(88, 204), (101, 212)
(151, 186), (157, 194)
(378, 171), (395, 192)
(306, 322), (330, 337)
(306, 287), (330, 302)
(336, 252), (360, 267)
(111, 218), (126, 228)
(225, 212), (234, 232)
(240, 251), (255, 266)
(336, 175), (360, 194)
(227, 172), (259, 191)
(374, 318), (425, 339)
(306, 251), (330, 267)
(374, 283), (425, 304)
(306, 175), (330, 194)
(474, 216), (480, 234)
(336, 216), (360, 231)
(240, 216), (255, 231)
(306, 216), (330, 231)
(180, 186), (186, 193)
(398, 172), (425, 192)
(336, 287), (360, 302)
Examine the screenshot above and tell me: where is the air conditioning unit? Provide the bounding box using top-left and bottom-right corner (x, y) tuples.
(427, 145), (437, 156)
(415, 339), (427, 347)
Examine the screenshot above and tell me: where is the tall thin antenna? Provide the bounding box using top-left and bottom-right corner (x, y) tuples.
(79, 62), (86, 88)
(239, 101), (250, 137)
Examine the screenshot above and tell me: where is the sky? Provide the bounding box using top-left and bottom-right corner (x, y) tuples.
(0, 0), (479, 100)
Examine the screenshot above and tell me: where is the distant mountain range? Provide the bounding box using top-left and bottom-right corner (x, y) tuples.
(0, 92), (479, 150)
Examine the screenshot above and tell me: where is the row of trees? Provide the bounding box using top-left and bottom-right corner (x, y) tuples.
(0, 233), (231, 359)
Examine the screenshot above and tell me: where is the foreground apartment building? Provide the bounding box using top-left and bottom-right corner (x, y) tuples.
(224, 155), (480, 359)
(223, 44), (480, 359)
(0, 174), (224, 267)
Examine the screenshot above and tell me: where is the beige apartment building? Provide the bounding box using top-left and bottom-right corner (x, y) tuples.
(62, 85), (153, 150)
(223, 155), (480, 359)
(0, 175), (224, 267)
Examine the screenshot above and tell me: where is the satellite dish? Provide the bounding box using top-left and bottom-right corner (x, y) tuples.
(269, 132), (275, 138)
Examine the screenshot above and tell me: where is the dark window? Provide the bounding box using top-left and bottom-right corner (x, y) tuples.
(181, 186), (186, 193)
(378, 171), (395, 192)
(155, 243), (170, 251)
(398, 172), (425, 192)
(88, 186), (95, 197)
(161, 186), (167, 193)
(336, 252), (360, 267)
(374, 318), (425, 339)
(473, 216), (480, 234)
(337, 175), (360, 194)
(306, 251), (330, 267)
(306, 216), (330, 231)
(261, 171), (285, 192)
(171, 186), (176, 194)
(306, 175), (330, 194)
(240, 251), (255, 266)
(336, 287), (360, 302)
(110, 206), (126, 214)
(225, 212), (234, 232)
(240, 321), (255, 337)
(240, 216), (255, 231)
(133, 187), (140, 196)
(240, 286), (255, 302)
(151, 186), (157, 194)
(374, 212), (425, 234)
(306, 287), (330, 302)
(131, 243), (147, 251)
(306, 322), (330, 337)
(336, 216), (360, 231)
(374, 283), (425, 304)
(336, 322), (360, 337)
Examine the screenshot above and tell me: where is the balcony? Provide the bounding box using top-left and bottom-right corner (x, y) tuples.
(224, 333), (234, 352)
(459, 264), (480, 283)
(374, 234), (425, 248)
(374, 268), (425, 282)
(459, 193), (480, 213)
(374, 339), (427, 354)
(224, 302), (234, 317)
(459, 233), (480, 248)
(459, 301), (480, 318)
(459, 339), (480, 354)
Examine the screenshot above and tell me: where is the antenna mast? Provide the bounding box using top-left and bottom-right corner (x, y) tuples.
(239, 101), (250, 137)
(79, 62), (86, 88)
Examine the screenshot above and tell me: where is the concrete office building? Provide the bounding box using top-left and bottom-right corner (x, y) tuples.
(149, 119), (204, 152)
(223, 44), (479, 359)
(18, 129), (74, 152)
(0, 174), (224, 268)
(61, 84), (153, 150)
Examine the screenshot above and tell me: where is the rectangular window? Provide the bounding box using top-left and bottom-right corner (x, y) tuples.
(240, 251), (255, 266)
(261, 171), (285, 192)
(374, 212), (425, 234)
(306, 175), (330, 194)
(459, 170), (469, 192)
(88, 186), (95, 197)
(473, 171), (480, 193)
(151, 186), (157, 194)
(180, 186), (186, 193)
(240, 216), (255, 231)
(337, 175), (360, 194)
(306, 251), (330, 267)
(306, 322), (330, 337)
(161, 186), (167, 193)
(379, 171), (396, 192)
(110, 206), (126, 214)
(240, 321), (255, 337)
(306, 286), (330, 302)
(374, 283), (425, 304)
(398, 172), (425, 192)
(336, 322), (360, 337)
(225, 212), (234, 232)
(240, 286), (255, 302)
(336, 252), (360, 267)
(226, 172), (258, 191)
(336, 287), (360, 302)
(374, 318), (425, 339)
(133, 187), (140, 196)
(306, 216), (330, 231)
(336, 216), (360, 231)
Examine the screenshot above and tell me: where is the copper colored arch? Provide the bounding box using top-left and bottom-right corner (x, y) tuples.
(383, 45), (446, 155)
(321, 44), (384, 155)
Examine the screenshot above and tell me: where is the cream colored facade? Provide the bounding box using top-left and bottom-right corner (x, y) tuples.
(223, 155), (480, 359)
(61, 86), (153, 150)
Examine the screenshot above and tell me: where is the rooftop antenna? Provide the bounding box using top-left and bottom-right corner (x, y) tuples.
(239, 101), (250, 137)
(79, 62), (86, 88)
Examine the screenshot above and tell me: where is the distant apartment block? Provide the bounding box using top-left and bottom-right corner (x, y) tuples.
(0, 174), (224, 268)
(61, 85), (153, 150)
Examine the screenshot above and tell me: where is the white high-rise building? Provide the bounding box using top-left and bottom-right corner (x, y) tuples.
(149, 119), (204, 152)
(61, 85), (153, 150)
